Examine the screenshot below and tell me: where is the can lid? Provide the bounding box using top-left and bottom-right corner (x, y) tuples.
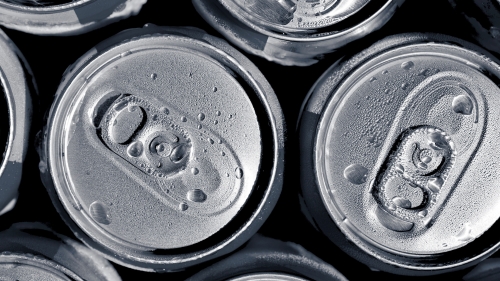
(0, 222), (121, 281)
(44, 26), (278, 265)
(220, 0), (371, 32)
(301, 33), (500, 270)
(0, 0), (146, 35)
(0, 29), (32, 214)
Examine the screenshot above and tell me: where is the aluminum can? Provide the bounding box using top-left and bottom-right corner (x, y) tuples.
(299, 33), (500, 275)
(0, 29), (34, 217)
(0, 0), (146, 36)
(449, 0), (500, 56)
(0, 222), (121, 281)
(193, 0), (404, 66)
(186, 234), (347, 281)
(38, 24), (285, 272)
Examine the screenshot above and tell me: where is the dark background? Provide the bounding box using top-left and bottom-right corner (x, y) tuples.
(0, 0), (497, 280)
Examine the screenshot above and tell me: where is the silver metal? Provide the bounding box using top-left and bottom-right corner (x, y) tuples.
(39, 25), (284, 272)
(299, 33), (500, 274)
(193, 0), (404, 66)
(0, 222), (121, 281)
(228, 273), (308, 281)
(0, 29), (33, 216)
(0, 0), (146, 35)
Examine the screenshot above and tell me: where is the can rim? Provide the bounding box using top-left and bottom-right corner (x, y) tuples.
(42, 26), (284, 271)
(215, 0), (401, 42)
(0, 29), (31, 214)
(0, 0), (146, 36)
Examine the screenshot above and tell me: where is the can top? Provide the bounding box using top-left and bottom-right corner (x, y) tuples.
(220, 0), (371, 32)
(306, 34), (500, 267)
(42, 26), (284, 270)
(0, 29), (32, 214)
(0, 222), (121, 281)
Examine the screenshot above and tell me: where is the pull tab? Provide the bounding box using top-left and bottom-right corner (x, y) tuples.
(92, 93), (244, 215)
(367, 72), (486, 232)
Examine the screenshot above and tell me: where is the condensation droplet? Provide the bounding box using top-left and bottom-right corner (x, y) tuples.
(418, 210), (428, 218)
(151, 73), (157, 80)
(401, 83), (409, 90)
(216, 110), (221, 116)
(187, 189), (207, 203)
(214, 120), (218, 125)
(382, 70), (389, 74)
(170, 144), (188, 163)
(401, 61), (414, 70)
(179, 202), (188, 211)
(221, 151), (225, 156)
(343, 164), (368, 185)
(127, 141), (144, 157)
(213, 87), (217, 92)
(89, 201), (111, 225)
(235, 167), (243, 179)
(161, 107), (169, 115)
(198, 113), (206, 121)
(369, 77), (377, 82)
(208, 138), (214, 144)
(191, 168), (199, 175)
(197, 124), (202, 129)
(181, 116), (187, 122)
(452, 95), (473, 115)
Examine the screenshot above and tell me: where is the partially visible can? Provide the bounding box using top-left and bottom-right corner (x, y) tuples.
(0, 222), (121, 281)
(299, 33), (500, 275)
(193, 0), (404, 66)
(0, 29), (34, 216)
(38, 24), (284, 271)
(448, 0), (500, 56)
(186, 234), (347, 281)
(0, 0), (146, 36)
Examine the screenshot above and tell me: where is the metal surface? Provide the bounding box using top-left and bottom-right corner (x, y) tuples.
(300, 33), (500, 274)
(0, 0), (146, 35)
(228, 272), (308, 281)
(0, 222), (121, 281)
(0, 29), (32, 217)
(39, 25), (284, 271)
(193, 0), (404, 66)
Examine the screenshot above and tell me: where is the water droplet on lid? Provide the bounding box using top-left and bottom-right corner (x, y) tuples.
(343, 164), (368, 185)
(214, 120), (218, 125)
(161, 107), (169, 115)
(369, 77), (377, 82)
(208, 138), (214, 144)
(401, 61), (414, 70)
(392, 197), (412, 209)
(221, 151), (225, 156)
(179, 202), (188, 211)
(401, 83), (409, 90)
(187, 189), (207, 203)
(382, 70), (389, 74)
(442, 243), (448, 247)
(170, 144), (188, 163)
(421, 156), (432, 163)
(455, 223), (474, 241)
(191, 167), (199, 175)
(452, 95), (473, 115)
(427, 177), (444, 193)
(197, 124), (202, 129)
(235, 167), (243, 179)
(152, 114), (158, 121)
(198, 113), (205, 121)
(418, 210), (428, 218)
(127, 141), (144, 157)
(89, 201), (111, 225)
(120, 51), (132, 57)
(387, 203), (397, 211)
(181, 116), (187, 122)
(216, 110), (221, 116)
(151, 73), (157, 80)
(428, 132), (448, 149)
(213, 87), (217, 92)
(395, 164), (404, 174)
